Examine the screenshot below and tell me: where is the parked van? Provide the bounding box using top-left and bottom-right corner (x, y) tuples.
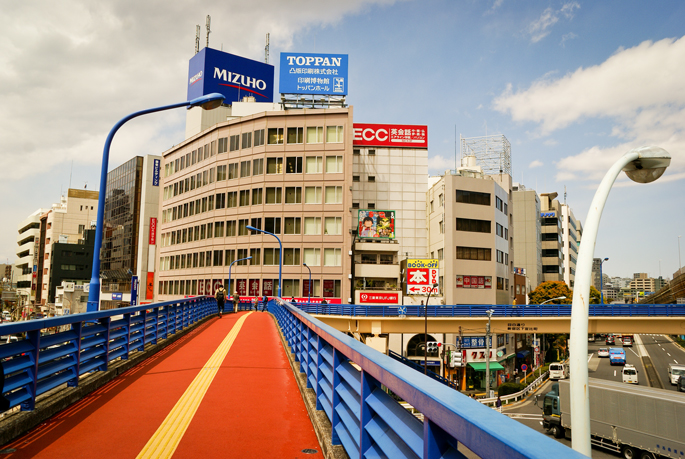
(549, 363), (568, 380)
(622, 364), (638, 384)
(668, 364), (685, 385)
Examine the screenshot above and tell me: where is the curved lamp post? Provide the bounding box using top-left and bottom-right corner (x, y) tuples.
(228, 256), (253, 299)
(599, 257), (609, 304)
(87, 93), (225, 312)
(246, 225), (282, 297)
(423, 283), (439, 375)
(303, 263), (312, 307)
(541, 296), (566, 305)
(569, 146), (671, 456)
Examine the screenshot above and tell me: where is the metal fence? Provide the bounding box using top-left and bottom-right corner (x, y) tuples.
(271, 300), (586, 459)
(289, 302), (685, 317)
(0, 296), (216, 412)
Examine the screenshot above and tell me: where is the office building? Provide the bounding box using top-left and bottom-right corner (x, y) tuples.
(15, 209), (46, 310)
(512, 183), (543, 290)
(561, 204), (581, 288)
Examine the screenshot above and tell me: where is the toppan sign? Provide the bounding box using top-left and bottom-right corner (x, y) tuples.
(353, 124), (428, 149)
(279, 52), (348, 96)
(187, 48), (275, 104)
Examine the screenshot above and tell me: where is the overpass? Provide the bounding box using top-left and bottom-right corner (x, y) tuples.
(0, 298), (587, 458)
(296, 303), (685, 335)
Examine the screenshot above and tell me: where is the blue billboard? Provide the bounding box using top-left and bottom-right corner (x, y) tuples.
(187, 48), (275, 104)
(279, 53), (348, 96)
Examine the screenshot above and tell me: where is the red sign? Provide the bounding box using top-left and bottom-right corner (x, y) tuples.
(406, 267), (439, 295)
(249, 279), (260, 296)
(146, 272), (155, 300)
(323, 280), (335, 298)
(236, 279), (247, 296)
(149, 218), (157, 245)
(262, 279), (274, 296)
(213, 279), (222, 293)
(205, 279), (212, 295)
(198, 281), (205, 295)
(353, 124), (428, 148)
(359, 292), (399, 304)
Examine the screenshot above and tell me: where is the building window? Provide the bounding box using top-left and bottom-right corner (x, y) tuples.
(250, 248), (261, 265)
(250, 217), (262, 234)
(307, 126), (324, 143)
(497, 277), (505, 290)
(253, 158), (264, 175)
(438, 249), (443, 260)
(267, 128), (284, 145)
(264, 217), (281, 234)
(237, 249), (248, 265)
(456, 218), (491, 233)
(352, 202), (360, 209)
(236, 219), (250, 236)
(456, 190), (491, 206)
(439, 220), (444, 234)
(213, 250), (224, 266)
(325, 186), (343, 204)
(263, 248), (281, 265)
(304, 186), (322, 204)
(214, 221), (225, 237)
(242, 132), (252, 149)
(254, 129), (265, 147)
(266, 157), (283, 174)
(78, 224), (85, 234)
(325, 156), (343, 173)
(456, 246), (492, 261)
(218, 137), (228, 153)
(283, 248), (301, 265)
(217, 165), (227, 181)
(304, 217), (321, 235)
(353, 148), (361, 155)
(225, 249), (235, 265)
(239, 190), (250, 206)
(368, 176), (375, 182)
(368, 149), (375, 155)
(287, 127), (304, 144)
(367, 203), (375, 209)
(228, 163), (239, 179)
(226, 221), (236, 237)
(227, 191), (238, 208)
(286, 157), (303, 174)
(305, 156), (323, 173)
(326, 126), (344, 143)
(282, 279), (300, 297)
(215, 193), (226, 209)
(303, 248), (320, 266)
(324, 217), (342, 235)
(252, 188), (263, 205)
(265, 187), (282, 204)
(284, 217), (301, 235)
(285, 187), (302, 204)
(323, 248), (342, 266)
(240, 160), (251, 177)
(353, 176), (360, 182)
(230, 134), (240, 152)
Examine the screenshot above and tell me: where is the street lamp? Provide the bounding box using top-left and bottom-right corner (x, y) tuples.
(485, 309), (494, 397)
(228, 256), (252, 301)
(303, 263), (312, 307)
(424, 283), (439, 375)
(246, 225), (282, 297)
(540, 296), (566, 305)
(599, 257), (609, 304)
(86, 93), (225, 312)
(569, 146), (671, 456)
(679, 236), (682, 272)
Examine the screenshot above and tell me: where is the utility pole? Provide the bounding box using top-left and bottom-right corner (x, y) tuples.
(424, 283), (439, 375)
(485, 309), (494, 397)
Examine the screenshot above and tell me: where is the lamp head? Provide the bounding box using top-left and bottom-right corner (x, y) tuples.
(246, 256), (252, 260)
(603, 257), (609, 262)
(187, 93), (225, 110)
(622, 146), (671, 184)
(246, 225), (258, 232)
(303, 263), (308, 267)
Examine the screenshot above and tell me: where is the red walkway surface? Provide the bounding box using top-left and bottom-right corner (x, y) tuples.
(1, 312), (324, 458)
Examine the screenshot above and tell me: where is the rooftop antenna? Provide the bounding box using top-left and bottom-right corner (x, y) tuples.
(265, 33), (270, 64)
(564, 185), (567, 205)
(69, 160), (73, 190)
(454, 125), (457, 171)
(195, 25), (200, 53)
(206, 15), (211, 48)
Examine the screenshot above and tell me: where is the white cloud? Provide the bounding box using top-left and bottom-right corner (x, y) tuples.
(526, 2), (580, 43)
(529, 160), (544, 168)
(560, 32), (578, 46)
(428, 155), (457, 175)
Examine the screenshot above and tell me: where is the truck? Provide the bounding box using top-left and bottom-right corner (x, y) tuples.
(540, 378), (685, 459)
(668, 363), (685, 385)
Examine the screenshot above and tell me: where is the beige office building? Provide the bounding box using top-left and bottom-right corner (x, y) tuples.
(157, 104), (353, 303)
(512, 184), (543, 290)
(427, 156), (513, 305)
(561, 204), (581, 288)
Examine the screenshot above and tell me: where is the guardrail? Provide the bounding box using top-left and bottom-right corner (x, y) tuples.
(288, 302), (685, 317)
(270, 299), (586, 459)
(0, 296), (217, 412)
(479, 371), (549, 407)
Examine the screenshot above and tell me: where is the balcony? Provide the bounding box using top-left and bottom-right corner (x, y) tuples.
(17, 228), (39, 245)
(16, 240), (35, 257)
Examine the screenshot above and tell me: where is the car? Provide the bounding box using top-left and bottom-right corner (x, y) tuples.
(622, 336), (632, 347)
(678, 375), (685, 392)
(622, 364), (638, 384)
(605, 336), (615, 345)
(588, 334), (595, 342)
(598, 348), (610, 358)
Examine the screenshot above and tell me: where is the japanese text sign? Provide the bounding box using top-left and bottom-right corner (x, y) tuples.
(353, 124), (428, 149)
(279, 53), (348, 95)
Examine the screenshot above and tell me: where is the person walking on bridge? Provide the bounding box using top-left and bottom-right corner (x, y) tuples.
(215, 285), (226, 318)
(232, 292), (240, 313)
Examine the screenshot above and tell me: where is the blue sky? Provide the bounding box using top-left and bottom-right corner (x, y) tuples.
(1, 0), (684, 280)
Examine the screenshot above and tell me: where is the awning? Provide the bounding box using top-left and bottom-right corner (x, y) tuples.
(516, 350), (530, 358)
(468, 362), (505, 371)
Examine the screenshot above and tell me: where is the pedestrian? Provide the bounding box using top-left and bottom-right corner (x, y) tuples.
(232, 292), (240, 313)
(495, 395), (502, 413)
(321, 298), (328, 314)
(290, 296), (296, 305)
(262, 295), (268, 312)
(252, 297), (258, 311)
(215, 285), (226, 318)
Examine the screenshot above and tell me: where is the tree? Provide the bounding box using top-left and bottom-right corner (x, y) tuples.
(528, 281), (573, 304)
(589, 286), (601, 304)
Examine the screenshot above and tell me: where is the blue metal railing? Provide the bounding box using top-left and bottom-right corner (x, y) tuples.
(289, 302), (685, 317)
(387, 350), (458, 390)
(0, 296), (217, 412)
(270, 300), (586, 459)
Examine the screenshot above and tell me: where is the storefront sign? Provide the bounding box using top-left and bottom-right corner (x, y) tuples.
(456, 275), (492, 289)
(249, 279), (260, 296)
(359, 292), (399, 304)
(236, 279), (247, 296)
(262, 279), (274, 296)
(146, 272), (154, 300)
(152, 159), (160, 186)
(406, 265), (439, 295)
(149, 218), (157, 245)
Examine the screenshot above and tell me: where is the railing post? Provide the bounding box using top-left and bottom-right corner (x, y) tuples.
(123, 312), (132, 359)
(359, 370), (380, 456)
(424, 418), (454, 459)
(68, 321), (83, 387)
(99, 316), (111, 370)
(331, 348), (344, 446)
(315, 336), (325, 411)
(152, 307), (160, 345)
(303, 326), (312, 379)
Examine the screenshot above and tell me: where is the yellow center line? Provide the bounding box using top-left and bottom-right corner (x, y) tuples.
(136, 312), (253, 459)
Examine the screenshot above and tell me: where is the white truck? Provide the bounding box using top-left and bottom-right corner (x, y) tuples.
(668, 363), (685, 385)
(540, 378), (685, 459)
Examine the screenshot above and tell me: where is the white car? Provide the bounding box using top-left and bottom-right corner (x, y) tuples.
(622, 364), (638, 384)
(598, 348), (610, 358)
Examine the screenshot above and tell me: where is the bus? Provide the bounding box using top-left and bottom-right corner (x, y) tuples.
(609, 348), (626, 365)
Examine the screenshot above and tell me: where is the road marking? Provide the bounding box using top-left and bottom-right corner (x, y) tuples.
(614, 370), (616, 377)
(137, 312), (252, 459)
(676, 360), (679, 364)
(587, 353), (593, 363)
(507, 413), (542, 420)
(629, 348), (639, 358)
(668, 353), (671, 357)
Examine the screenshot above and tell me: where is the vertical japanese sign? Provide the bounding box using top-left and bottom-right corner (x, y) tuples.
(237, 279), (247, 296)
(213, 279), (222, 293)
(405, 259), (439, 295)
(130, 276), (139, 306)
(323, 280), (335, 298)
(358, 210), (395, 239)
(353, 124), (428, 148)
(303, 280), (312, 298)
(146, 272), (155, 300)
(262, 279), (274, 296)
(149, 218), (157, 245)
(152, 159), (160, 186)
(279, 53), (348, 95)
(249, 279), (260, 296)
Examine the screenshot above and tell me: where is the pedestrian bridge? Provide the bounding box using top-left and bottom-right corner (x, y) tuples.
(0, 298), (599, 458)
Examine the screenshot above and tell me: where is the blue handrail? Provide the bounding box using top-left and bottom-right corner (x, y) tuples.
(270, 300), (586, 459)
(0, 296), (217, 412)
(289, 302), (685, 317)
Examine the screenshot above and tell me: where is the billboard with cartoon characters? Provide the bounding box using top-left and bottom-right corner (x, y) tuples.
(357, 210), (395, 240)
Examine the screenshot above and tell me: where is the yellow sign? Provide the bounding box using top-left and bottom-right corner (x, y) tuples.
(406, 259), (439, 269)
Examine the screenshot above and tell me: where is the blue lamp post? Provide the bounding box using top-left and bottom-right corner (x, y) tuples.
(228, 256), (252, 299)
(246, 225), (282, 297)
(599, 257), (608, 304)
(86, 93), (225, 312)
(303, 263), (311, 306)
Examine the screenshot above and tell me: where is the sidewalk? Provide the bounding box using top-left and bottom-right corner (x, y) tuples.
(1, 311), (323, 458)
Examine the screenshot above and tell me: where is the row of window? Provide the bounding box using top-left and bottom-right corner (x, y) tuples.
(160, 216), (343, 247)
(496, 250), (509, 265)
(456, 189), (490, 206)
(158, 278), (342, 299)
(162, 156), (344, 201)
(161, 186), (344, 225)
(159, 247), (342, 270)
(165, 126), (345, 178)
(495, 222), (509, 240)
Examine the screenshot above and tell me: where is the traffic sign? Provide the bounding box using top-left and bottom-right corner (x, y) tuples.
(521, 364), (528, 372)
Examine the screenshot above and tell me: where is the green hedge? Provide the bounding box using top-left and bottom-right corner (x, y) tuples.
(498, 382), (525, 397)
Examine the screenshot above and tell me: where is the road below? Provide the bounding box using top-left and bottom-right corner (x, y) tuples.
(637, 334), (685, 390)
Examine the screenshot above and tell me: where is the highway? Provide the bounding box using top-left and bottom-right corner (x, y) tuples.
(587, 337), (648, 386)
(637, 334), (685, 389)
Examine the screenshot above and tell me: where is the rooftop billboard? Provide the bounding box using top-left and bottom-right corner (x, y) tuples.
(279, 52), (348, 96)
(187, 48), (275, 104)
(353, 124), (428, 148)
(358, 210), (395, 240)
